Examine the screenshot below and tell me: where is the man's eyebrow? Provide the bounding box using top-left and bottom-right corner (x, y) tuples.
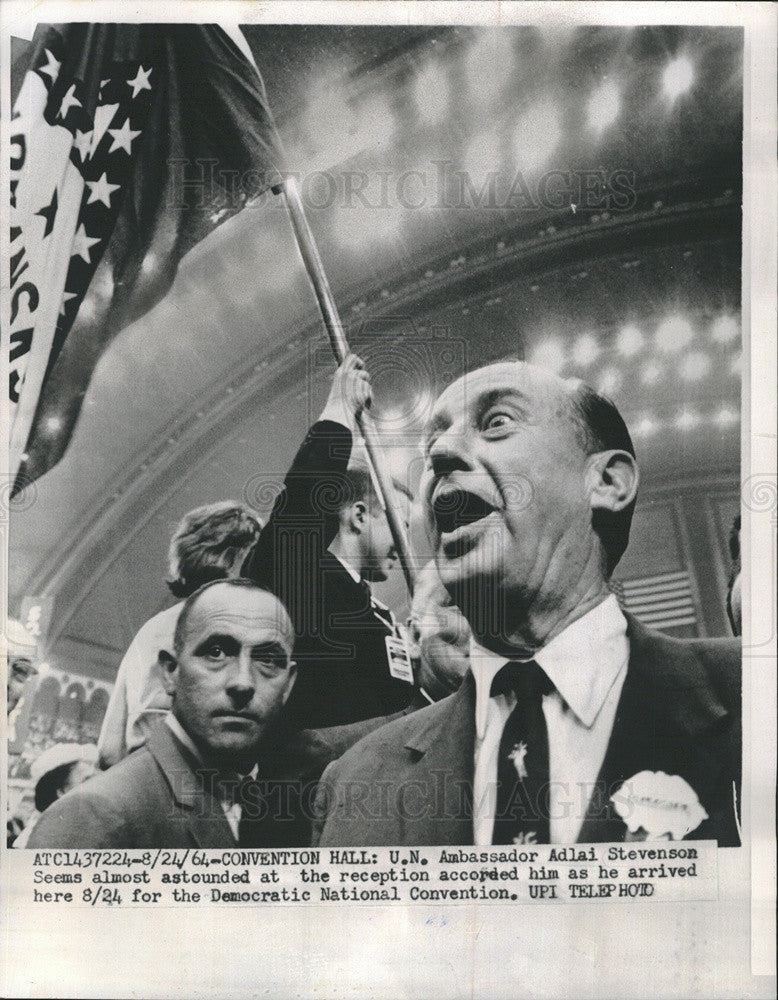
(475, 388), (530, 417)
(251, 640), (287, 656)
(192, 633), (239, 654)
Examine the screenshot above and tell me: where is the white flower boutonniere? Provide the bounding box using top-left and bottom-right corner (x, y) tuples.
(611, 770), (709, 841)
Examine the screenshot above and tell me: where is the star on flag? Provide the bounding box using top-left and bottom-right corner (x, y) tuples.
(86, 172), (121, 207)
(59, 291), (78, 317)
(39, 48), (61, 83)
(127, 65), (152, 98)
(107, 118), (141, 155)
(72, 224), (100, 264)
(73, 129), (94, 161)
(58, 83), (82, 120)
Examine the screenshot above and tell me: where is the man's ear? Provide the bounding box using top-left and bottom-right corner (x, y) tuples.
(159, 649), (178, 696)
(347, 500), (368, 533)
(587, 450), (639, 513)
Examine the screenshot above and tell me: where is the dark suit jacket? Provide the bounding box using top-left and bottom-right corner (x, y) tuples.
(314, 617), (742, 847)
(243, 419), (414, 729)
(26, 715), (393, 849)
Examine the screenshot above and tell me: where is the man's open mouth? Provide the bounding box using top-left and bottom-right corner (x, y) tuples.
(432, 486), (497, 535)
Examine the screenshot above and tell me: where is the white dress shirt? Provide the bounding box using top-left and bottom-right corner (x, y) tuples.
(471, 594), (629, 845)
(165, 715), (257, 841)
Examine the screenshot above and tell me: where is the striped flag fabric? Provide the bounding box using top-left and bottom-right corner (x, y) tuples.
(610, 570), (699, 632)
(8, 23), (282, 493)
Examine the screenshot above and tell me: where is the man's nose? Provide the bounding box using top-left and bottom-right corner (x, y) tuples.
(225, 652), (256, 704)
(428, 425), (473, 476)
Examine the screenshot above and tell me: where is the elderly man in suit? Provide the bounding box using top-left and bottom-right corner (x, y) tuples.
(29, 580), (306, 848)
(315, 361), (741, 847)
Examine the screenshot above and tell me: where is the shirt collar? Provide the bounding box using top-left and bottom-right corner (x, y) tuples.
(470, 594), (629, 739)
(166, 712), (201, 760)
(331, 552), (362, 584)
(329, 552), (391, 611)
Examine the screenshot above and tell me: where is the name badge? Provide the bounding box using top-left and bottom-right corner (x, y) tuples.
(385, 635), (414, 684)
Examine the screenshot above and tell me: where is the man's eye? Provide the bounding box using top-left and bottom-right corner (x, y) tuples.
(254, 655), (285, 675)
(483, 411), (514, 432)
(205, 644), (227, 661)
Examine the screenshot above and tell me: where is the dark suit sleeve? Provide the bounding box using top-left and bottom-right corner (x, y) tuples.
(242, 420), (353, 594)
(698, 639), (742, 844)
(26, 790), (130, 849)
(310, 760), (338, 847)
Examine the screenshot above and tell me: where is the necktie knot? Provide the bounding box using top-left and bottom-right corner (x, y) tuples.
(491, 660), (552, 700)
(216, 772), (257, 809)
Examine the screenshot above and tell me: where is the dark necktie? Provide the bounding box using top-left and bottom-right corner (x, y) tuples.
(235, 774), (265, 847)
(491, 660), (553, 846)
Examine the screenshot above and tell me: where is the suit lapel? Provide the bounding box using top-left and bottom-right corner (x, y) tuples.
(401, 673), (477, 844)
(147, 723), (237, 849)
(577, 616), (730, 844)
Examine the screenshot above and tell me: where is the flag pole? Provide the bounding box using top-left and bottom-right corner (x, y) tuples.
(221, 24), (415, 591)
(280, 175), (416, 593)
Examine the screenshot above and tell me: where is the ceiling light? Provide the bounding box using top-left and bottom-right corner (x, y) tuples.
(676, 409), (700, 430)
(616, 324), (644, 357)
(598, 367), (622, 396)
(641, 362), (661, 385)
(572, 333), (600, 367)
(679, 351), (710, 381)
(714, 406), (739, 426)
(588, 79), (620, 133)
(711, 314), (739, 344)
(662, 55), (695, 101)
(655, 315), (693, 353)
(634, 415), (658, 437)
(44, 416), (63, 433)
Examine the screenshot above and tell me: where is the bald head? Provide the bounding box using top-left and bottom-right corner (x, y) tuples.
(420, 360), (639, 652)
(173, 579), (293, 657)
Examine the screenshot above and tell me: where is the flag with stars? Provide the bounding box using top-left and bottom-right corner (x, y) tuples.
(9, 23), (281, 492)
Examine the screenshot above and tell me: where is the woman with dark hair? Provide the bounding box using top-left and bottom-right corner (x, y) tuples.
(97, 502), (261, 768)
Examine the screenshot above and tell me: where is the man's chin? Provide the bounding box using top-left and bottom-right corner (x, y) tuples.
(435, 551), (508, 630)
(203, 730), (265, 767)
